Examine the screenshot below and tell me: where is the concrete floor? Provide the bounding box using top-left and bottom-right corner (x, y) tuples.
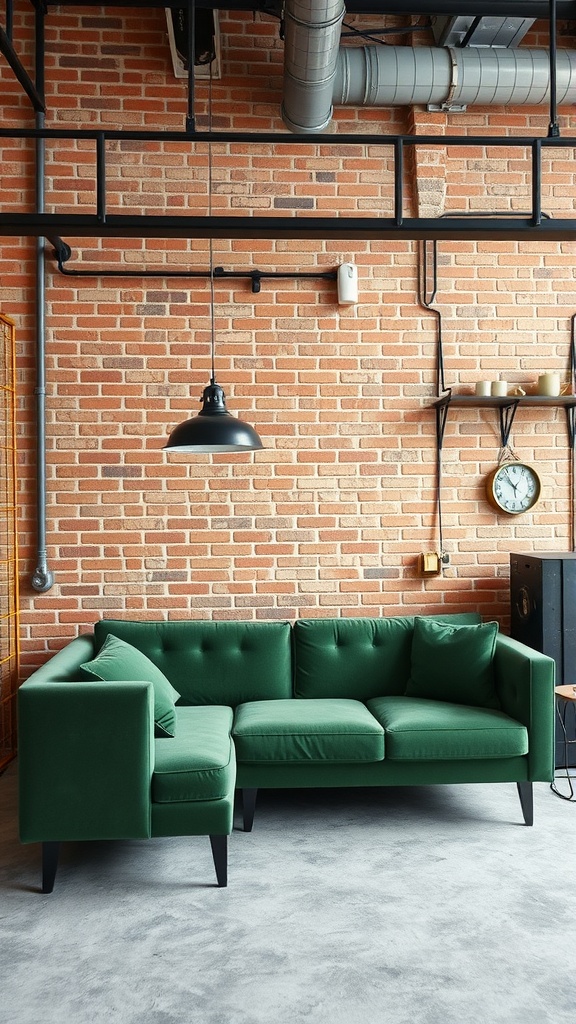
(1, 762), (575, 1024)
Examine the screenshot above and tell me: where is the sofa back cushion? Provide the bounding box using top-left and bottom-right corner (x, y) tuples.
(293, 614), (482, 701)
(405, 617), (501, 709)
(94, 619), (292, 708)
(80, 633), (181, 737)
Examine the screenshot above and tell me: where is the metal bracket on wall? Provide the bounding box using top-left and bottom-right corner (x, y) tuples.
(498, 399), (521, 452)
(567, 408), (576, 450)
(435, 399), (450, 452)
(558, 398), (576, 451)
(435, 393), (576, 448)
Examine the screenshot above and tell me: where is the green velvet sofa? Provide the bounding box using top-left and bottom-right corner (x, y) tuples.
(18, 612), (555, 893)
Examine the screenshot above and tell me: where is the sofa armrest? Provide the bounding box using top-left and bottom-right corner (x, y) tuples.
(18, 680), (155, 843)
(494, 634), (555, 781)
(22, 634), (96, 683)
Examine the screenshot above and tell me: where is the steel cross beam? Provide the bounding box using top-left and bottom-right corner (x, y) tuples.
(1, 129), (576, 241)
(2, 213), (576, 241)
(41, 1), (576, 13)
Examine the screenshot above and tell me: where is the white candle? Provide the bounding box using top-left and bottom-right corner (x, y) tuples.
(537, 373), (561, 397)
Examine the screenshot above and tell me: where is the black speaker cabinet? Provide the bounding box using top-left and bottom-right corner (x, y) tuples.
(510, 552), (576, 768)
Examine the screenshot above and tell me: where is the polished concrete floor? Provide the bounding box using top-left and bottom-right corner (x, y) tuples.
(2, 761), (575, 1024)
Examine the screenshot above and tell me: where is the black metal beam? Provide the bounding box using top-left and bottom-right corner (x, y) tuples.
(41, 1), (576, 14)
(0, 26), (46, 112)
(2, 212), (576, 241)
(2, 129), (574, 242)
(336, 0), (576, 12)
(2, 127), (576, 147)
(44, 0), (279, 8)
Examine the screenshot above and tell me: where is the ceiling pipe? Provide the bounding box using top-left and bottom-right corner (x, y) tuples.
(333, 45), (576, 110)
(332, 0), (575, 12)
(548, 0), (561, 135)
(282, 0), (345, 132)
(341, 1), (576, 13)
(282, 0), (576, 131)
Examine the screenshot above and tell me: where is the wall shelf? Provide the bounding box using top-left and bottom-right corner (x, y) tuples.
(433, 392), (576, 450)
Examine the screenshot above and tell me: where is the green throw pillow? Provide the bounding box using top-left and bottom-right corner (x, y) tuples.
(80, 633), (181, 737)
(405, 617), (500, 709)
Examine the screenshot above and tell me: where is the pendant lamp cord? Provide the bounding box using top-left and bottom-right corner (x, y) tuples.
(565, 311), (569, 552)
(207, 58), (216, 385)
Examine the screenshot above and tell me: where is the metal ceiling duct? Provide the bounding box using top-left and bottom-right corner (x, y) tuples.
(281, 0), (346, 132)
(333, 44), (576, 111)
(281, 0), (576, 131)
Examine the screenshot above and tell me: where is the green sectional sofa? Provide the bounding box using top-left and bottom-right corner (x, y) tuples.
(18, 613), (555, 892)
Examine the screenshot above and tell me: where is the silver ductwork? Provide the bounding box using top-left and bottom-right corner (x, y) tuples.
(334, 44), (576, 110)
(281, 0), (576, 132)
(282, 0), (346, 132)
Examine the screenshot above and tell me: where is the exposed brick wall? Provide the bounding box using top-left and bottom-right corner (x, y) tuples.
(2, 8), (576, 672)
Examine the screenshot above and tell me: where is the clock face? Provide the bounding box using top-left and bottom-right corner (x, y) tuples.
(486, 462), (541, 515)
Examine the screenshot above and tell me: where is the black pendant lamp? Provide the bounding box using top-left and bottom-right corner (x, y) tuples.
(163, 247), (263, 453)
(164, 376), (263, 453)
(164, 64), (262, 454)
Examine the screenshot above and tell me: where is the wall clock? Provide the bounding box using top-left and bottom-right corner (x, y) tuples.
(485, 462), (542, 515)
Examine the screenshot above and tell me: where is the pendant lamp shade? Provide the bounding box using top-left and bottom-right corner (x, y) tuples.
(164, 380), (263, 453)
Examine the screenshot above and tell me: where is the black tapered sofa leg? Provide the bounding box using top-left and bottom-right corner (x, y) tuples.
(517, 782), (534, 826)
(242, 788), (258, 832)
(209, 835), (228, 887)
(42, 841), (60, 893)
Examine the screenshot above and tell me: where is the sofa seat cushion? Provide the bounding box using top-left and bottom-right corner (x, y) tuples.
(367, 696), (528, 761)
(152, 706), (235, 804)
(233, 699), (385, 764)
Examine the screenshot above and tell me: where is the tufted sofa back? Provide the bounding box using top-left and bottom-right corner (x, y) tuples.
(94, 619), (292, 708)
(293, 614), (481, 701)
(92, 613), (481, 707)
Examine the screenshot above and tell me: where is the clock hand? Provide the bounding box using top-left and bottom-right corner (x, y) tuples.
(516, 476), (529, 497)
(502, 468), (518, 492)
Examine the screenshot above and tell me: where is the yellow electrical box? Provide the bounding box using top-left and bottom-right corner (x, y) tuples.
(418, 552), (441, 576)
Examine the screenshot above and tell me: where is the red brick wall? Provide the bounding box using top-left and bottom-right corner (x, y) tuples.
(2, 8), (576, 672)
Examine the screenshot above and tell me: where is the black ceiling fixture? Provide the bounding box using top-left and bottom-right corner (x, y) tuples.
(164, 62), (263, 454)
